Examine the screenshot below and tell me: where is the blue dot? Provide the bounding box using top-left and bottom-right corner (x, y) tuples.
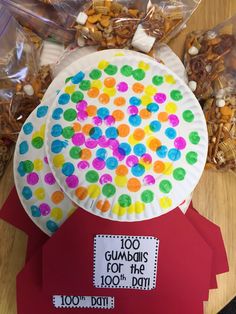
(37, 106), (48, 118)
(150, 121), (161, 132)
(51, 140), (66, 154)
(58, 93), (70, 105)
(129, 96), (141, 106)
(51, 124), (63, 137)
(46, 220), (59, 233)
(134, 144), (146, 156)
(19, 141), (29, 155)
(97, 107), (110, 119)
(168, 148), (181, 161)
(90, 127), (102, 140)
(131, 164), (145, 177)
(52, 108), (63, 120)
(71, 71), (85, 84)
(165, 128), (177, 140)
(119, 143), (131, 156)
(31, 205), (41, 217)
(129, 115), (141, 127)
(106, 157), (118, 170)
(62, 162), (75, 176)
(147, 103), (159, 113)
(17, 161), (25, 177)
(96, 148), (107, 160)
(22, 187), (32, 200)
(105, 127), (118, 139)
(23, 122), (33, 135)
(156, 146), (168, 158)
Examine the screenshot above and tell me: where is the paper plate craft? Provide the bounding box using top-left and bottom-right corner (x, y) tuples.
(46, 55), (208, 221)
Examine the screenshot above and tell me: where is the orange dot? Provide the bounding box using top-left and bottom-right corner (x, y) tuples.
(96, 200), (110, 212)
(88, 87), (99, 98)
(87, 105), (97, 117)
(51, 191), (64, 204)
(133, 128), (145, 141)
(114, 97), (126, 107)
(104, 77), (116, 88)
(73, 122), (81, 132)
(113, 110), (124, 121)
(132, 82), (144, 94)
(158, 112), (169, 122)
(82, 124), (93, 135)
(153, 161), (165, 173)
(99, 93), (110, 104)
(127, 178), (141, 192)
(140, 108), (152, 119)
(81, 148), (92, 160)
(149, 138), (162, 151)
(75, 186), (88, 200)
(116, 165), (128, 176)
(118, 124), (130, 137)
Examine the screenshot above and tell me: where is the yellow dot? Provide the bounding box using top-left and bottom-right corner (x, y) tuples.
(34, 159), (43, 171)
(115, 176), (128, 187)
(165, 102), (177, 114)
(98, 60), (109, 70)
(128, 135), (138, 145)
(67, 207), (76, 218)
(51, 207), (63, 221)
(34, 188), (45, 200)
(53, 154), (65, 168)
(112, 203), (119, 214)
(65, 85), (76, 94)
(135, 201), (145, 214)
(112, 204), (126, 217)
(39, 124), (46, 138)
(115, 52), (125, 56)
(88, 184), (101, 199)
(165, 75), (176, 84)
(91, 80), (103, 89)
(144, 125), (152, 135)
(141, 94), (152, 106)
(103, 87), (116, 97)
(163, 162), (174, 175)
(127, 204), (135, 214)
(138, 61), (150, 71)
(159, 197), (172, 209)
(144, 85), (157, 96)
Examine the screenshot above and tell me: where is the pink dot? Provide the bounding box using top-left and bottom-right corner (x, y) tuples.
(92, 158), (105, 170)
(174, 137), (186, 150)
(104, 115), (115, 126)
(66, 175), (79, 188)
(77, 111), (88, 121)
(141, 153), (152, 164)
(27, 172), (39, 185)
(72, 133), (85, 146)
(154, 93), (167, 104)
(77, 161), (89, 170)
(98, 136), (109, 148)
(113, 148), (125, 161)
(39, 203), (51, 216)
(76, 100), (87, 111)
(85, 139), (97, 149)
(108, 139), (119, 150)
(117, 82), (128, 92)
(126, 155), (139, 167)
(44, 173), (56, 185)
(169, 114), (179, 127)
(128, 106), (138, 115)
(99, 174), (113, 185)
(44, 157), (48, 164)
(92, 116), (102, 126)
(143, 175), (155, 185)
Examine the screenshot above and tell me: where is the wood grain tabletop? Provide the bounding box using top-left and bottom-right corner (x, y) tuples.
(0, 0), (236, 313)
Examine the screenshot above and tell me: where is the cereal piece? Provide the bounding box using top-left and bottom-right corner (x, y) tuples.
(220, 106), (232, 116)
(88, 14), (101, 24)
(76, 12), (88, 25)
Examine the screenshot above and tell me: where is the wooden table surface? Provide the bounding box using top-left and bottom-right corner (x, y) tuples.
(1, 0), (236, 313)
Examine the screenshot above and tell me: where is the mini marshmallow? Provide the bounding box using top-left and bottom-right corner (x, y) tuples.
(188, 80), (197, 92)
(23, 84), (34, 96)
(205, 64), (212, 73)
(131, 24), (156, 53)
(216, 99), (225, 108)
(188, 46), (199, 56)
(77, 36), (86, 47)
(206, 30), (217, 40)
(76, 12), (88, 25)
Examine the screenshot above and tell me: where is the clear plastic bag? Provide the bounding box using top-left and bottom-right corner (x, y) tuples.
(184, 15), (236, 172)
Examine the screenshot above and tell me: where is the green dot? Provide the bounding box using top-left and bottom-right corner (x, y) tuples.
(118, 194), (132, 207)
(89, 69), (102, 80)
(173, 168), (186, 181)
(141, 190), (154, 203)
(159, 180), (172, 194)
(170, 90), (183, 101)
(65, 76), (73, 83)
(104, 64), (118, 75)
(186, 151), (198, 165)
(23, 160), (34, 173)
(71, 91), (84, 103)
(69, 147), (82, 159)
(32, 137), (44, 149)
(62, 127), (75, 139)
(132, 69), (145, 81)
(63, 109), (77, 122)
(152, 75), (164, 86)
(183, 110), (195, 123)
(121, 65), (133, 77)
(102, 184), (116, 198)
(189, 131), (200, 144)
(85, 170), (99, 183)
(79, 80), (91, 91)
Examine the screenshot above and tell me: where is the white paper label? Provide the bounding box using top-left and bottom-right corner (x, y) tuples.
(94, 235), (159, 290)
(53, 295), (115, 309)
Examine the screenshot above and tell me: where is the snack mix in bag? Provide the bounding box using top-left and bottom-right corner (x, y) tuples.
(184, 16), (236, 171)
